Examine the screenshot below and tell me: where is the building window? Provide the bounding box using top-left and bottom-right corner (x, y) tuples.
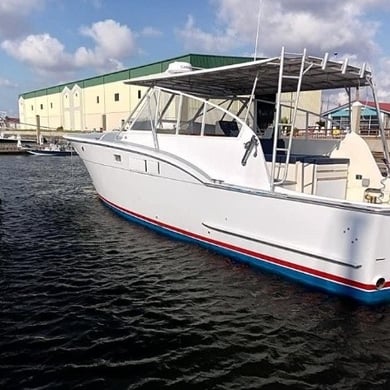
(114, 93), (119, 102)
(31, 105), (34, 111)
(50, 102), (53, 109)
(138, 90), (141, 99)
(40, 104), (43, 110)
(97, 96), (100, 104)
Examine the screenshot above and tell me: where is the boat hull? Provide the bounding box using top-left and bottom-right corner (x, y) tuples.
(71, 139), (390, 305)
(27, 149), (74, 156)
(100, 194), (390, 305)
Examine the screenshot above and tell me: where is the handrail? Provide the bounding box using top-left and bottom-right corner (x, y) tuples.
(271, 47), (307, 190)
(366, 75), (390, 173)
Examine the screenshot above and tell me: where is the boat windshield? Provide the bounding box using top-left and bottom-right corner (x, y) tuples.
(127, 88), (254, 137)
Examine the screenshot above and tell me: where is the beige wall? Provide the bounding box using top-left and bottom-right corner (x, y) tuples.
(19, 89), (63, 130)
(82, 84), (105, 130)
(20, 80), (150, 131)
(61, 85), (84, 130)
(20, 84), (69, 131)
(19, 80), (321, 132)
(103, 81), (130, 130)
(281, 90), (322, 129)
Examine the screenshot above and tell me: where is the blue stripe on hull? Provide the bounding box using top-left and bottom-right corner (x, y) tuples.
(101, 198), (390, 305)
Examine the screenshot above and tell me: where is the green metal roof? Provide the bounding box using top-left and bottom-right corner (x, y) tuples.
(19, 53), (252, 99)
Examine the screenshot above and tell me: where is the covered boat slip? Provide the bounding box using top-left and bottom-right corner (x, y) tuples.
(122, 48), (387, 203)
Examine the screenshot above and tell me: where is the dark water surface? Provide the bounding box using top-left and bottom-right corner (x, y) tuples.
(0, 155), (390, 389)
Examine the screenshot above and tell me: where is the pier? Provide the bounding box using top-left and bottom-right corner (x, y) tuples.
(0, 128), (75, 155)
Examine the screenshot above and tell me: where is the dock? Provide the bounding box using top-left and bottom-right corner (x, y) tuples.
(0, 148), (29, 155)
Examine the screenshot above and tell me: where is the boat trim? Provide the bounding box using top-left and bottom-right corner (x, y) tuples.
(201, 222), (362, 269)
(98, 194), (390, 301)
(67, 136), (213, 184)
(68, 136), (390, 216)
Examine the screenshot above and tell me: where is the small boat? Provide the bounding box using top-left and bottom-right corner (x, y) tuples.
(65, 48), (390, 304)
(27, 143), (75, 156)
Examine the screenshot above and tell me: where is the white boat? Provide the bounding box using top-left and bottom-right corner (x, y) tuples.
(65, 48), (390, 304)
(27, 143), (75, 156)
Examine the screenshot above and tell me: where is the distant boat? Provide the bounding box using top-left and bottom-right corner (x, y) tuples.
(26, 143), (75, 156)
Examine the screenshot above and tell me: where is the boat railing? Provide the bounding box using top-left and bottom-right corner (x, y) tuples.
(365, 76), (390, 174)
(266, 47), (387, 191)
(122, 86), (249, 139)
(271, 47), (308, 190)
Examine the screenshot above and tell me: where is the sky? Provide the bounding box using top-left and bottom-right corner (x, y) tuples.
(1, 0), (390, 116)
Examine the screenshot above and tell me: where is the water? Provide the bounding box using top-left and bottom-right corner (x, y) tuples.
(0, 155), (389, 390)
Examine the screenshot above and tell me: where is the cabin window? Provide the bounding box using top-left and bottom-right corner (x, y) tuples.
(114, 154), (122, 162)
(153, 92), (179, 134)
(97, 96), (100, 104)
(178, 97), (210, 136)
(114, 93), (119, 102)
(126, 89), (242, 137)
(129, 91), (156, 132)
(175, 97), (242, 137)
(138, 90), (141, 99)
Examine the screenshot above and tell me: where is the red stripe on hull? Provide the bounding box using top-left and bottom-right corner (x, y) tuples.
(100, 195), (387, 292)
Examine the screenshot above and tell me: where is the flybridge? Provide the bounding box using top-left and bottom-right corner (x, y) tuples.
(125, 47), (385, 186)
(126, 47), (371, 97)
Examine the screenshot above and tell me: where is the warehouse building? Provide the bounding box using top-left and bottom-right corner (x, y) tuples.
(18, 54), (321, 132)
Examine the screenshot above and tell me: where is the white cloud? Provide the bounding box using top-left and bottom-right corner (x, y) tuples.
(78, 19), (135, 62)
(176, 0), (390, 104)
(0, 77), (17, 88)
(177, 14), (239, 53)
(0, 0), (44, 39)
(1, 34), (71, 71)
(73, 19), (136, 71)
(140, 26), (162, 38)
(0, 0), (43, 14)
(1, 19), (137, 75)
(374, 57), (390, 101)
(178, 0), (387, 60)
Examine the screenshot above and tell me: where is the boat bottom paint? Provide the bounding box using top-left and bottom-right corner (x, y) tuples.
(100, 196), (390, 306)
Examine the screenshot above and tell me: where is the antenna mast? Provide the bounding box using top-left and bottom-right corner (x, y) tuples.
(254, 0), (262, 60)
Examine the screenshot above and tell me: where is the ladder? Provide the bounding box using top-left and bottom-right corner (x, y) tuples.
(270, 47), (308, 190)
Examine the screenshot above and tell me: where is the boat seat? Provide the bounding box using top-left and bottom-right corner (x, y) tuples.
(216, 120), (239, 137)
(260, 138), (286, 155)
(263, 153), (350, 165)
